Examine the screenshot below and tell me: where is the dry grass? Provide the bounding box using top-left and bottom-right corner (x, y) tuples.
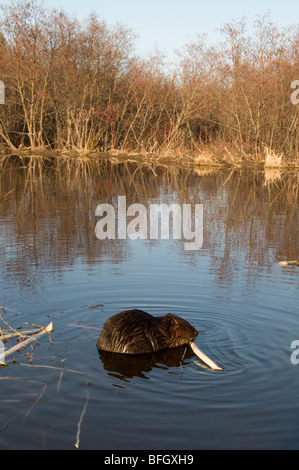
(264, 147), (284, 168)
(193, 150), (219, 166)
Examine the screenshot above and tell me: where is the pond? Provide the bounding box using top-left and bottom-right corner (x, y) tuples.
(0, 155), (298, 450)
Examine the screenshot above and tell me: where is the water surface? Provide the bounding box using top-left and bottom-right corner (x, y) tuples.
(0, 155), (298, 449)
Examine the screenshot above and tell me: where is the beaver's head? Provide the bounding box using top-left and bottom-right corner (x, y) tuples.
(157, 313), (198, 348)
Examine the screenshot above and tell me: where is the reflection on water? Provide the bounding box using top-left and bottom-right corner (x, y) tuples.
(0, 154), (298, 449)
(98, 346), (195, 383)
(0, 155), (298, 284)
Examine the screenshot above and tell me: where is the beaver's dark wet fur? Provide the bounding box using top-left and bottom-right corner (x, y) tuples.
(96, 309), (198, 354)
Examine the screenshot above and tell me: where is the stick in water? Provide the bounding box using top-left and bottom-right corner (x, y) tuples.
(0, 328), (46, 341)
(75, 382), (90, 449)
(4, 322), (54, 359)
(190, 341), (222, 371)
(279, 261), (299, 266)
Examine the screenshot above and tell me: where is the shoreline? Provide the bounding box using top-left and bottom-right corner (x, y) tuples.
(1, 147), (299, 171)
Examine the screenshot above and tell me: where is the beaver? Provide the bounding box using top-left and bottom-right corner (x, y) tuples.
(96, 309), (222, 371)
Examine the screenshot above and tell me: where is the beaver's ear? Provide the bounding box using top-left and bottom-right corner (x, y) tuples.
(164, 313), (175, 320)
(163, 314), (176, 326)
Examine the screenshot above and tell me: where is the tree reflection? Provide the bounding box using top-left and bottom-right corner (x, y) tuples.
(0, 155), (298, 290)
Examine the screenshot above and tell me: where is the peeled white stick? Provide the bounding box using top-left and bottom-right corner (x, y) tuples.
(190, 341), (222, 371)
(3, 322), (54, 359)
(0, 328), (44, 341)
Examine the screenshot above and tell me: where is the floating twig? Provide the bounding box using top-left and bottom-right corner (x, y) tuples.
(18, 362), (88, 375)
(0, 376), (26, 380)
(279, 260), (299, 266)
(4, 322), (53, 359)
(0, 327), (45, 341)
(57, 370), (64, 395)
(0, 300), (27, 343)
(23, 383), (47, 420)
(75, 382), (90, 449)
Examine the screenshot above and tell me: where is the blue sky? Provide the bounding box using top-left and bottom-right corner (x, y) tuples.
(34, 0), (299, 60)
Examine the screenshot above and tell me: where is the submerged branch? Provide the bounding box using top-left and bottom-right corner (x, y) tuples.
(4, 322), (54, 359)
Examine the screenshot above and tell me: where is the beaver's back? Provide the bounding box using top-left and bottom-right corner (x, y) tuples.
(96, 309), (198, 354)
(96, 309), (158, 354)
